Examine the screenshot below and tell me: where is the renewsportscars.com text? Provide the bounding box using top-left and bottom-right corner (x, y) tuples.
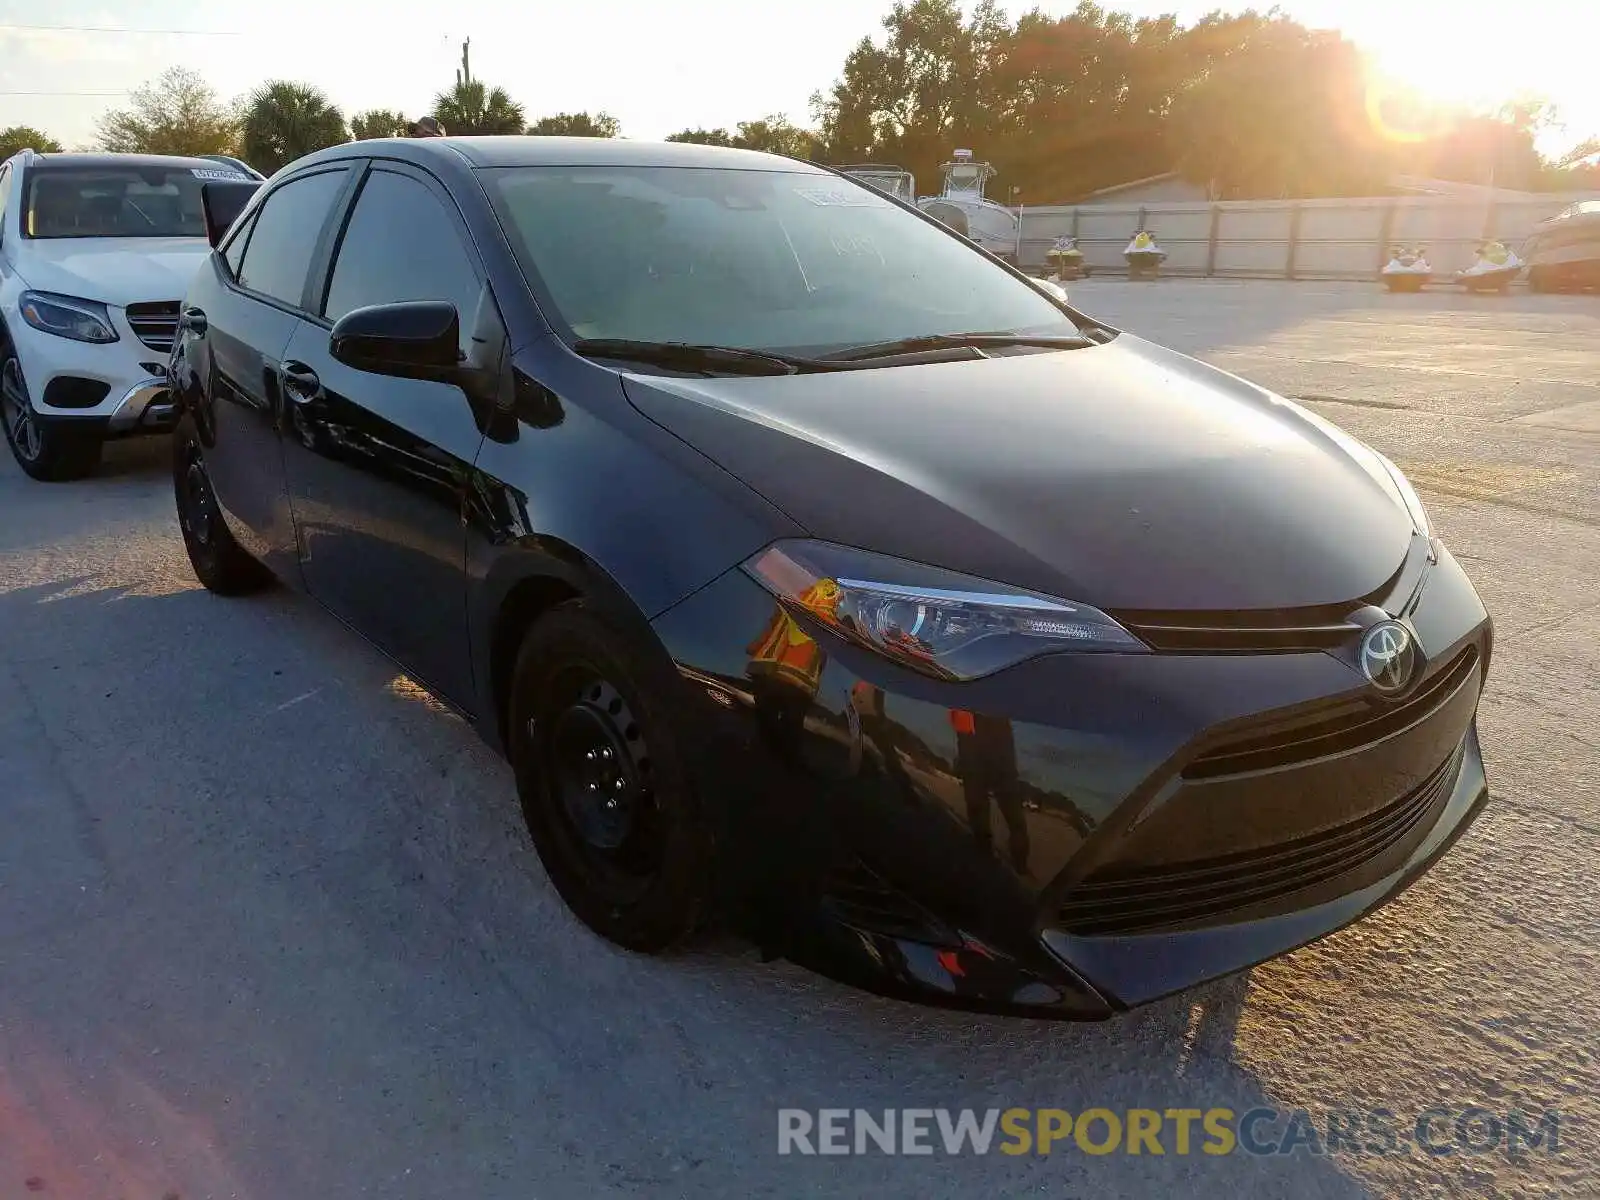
(777, 1106), (1561, 1159)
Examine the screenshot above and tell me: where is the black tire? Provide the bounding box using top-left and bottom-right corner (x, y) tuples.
(509, 600), (714, 952)
(173, 416), (272, 594)
(1, 353), (102, 481)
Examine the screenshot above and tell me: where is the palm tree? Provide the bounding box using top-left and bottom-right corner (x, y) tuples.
(350, 109), (411, 140)
(432, 80), (525, 135)
(240, 81), (348, 175)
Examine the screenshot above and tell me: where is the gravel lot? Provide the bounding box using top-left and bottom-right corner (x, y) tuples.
(2, 279), (1596, 1198)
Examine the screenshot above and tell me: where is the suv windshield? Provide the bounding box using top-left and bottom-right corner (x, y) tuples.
(485, 165), (1083, 356)
(23, 166), (214, 239)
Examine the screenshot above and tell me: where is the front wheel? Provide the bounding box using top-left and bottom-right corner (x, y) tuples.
(1, 354), (102, 481)
(173, 416), (272, 594)
(509, 601), (714, 952)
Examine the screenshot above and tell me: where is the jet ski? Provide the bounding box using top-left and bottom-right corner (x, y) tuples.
(1381, 245), (1432, 292)
(1457, 240), (1522, 292)
(1047, 235), (1088, 281)
(1124, 230), (1166, 279)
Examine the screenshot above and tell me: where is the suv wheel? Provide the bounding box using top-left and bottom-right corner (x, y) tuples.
(509, 601), (714, 952)
(173, 416), (272, 594)
(1, 354), (102, 481)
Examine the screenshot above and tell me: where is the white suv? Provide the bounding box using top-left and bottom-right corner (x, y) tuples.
(0, 150), (252, 480)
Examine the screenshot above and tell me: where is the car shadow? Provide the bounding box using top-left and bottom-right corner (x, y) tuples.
(0, 575), (1374, 1199)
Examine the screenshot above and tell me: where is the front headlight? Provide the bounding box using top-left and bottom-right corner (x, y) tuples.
(1373, 452), (1431, 539)
(743, 540), (1145, 681)
(18, 291), (118, 344)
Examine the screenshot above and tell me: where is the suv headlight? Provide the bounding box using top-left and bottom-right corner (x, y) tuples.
(19, 291), (118, 344)
(743, 540), (1145, 681)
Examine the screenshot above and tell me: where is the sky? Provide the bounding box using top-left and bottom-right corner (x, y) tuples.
(2, 0), (1594, 162)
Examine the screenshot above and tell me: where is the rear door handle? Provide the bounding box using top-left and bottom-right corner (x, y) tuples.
(280, 360), (321, 402)
(181, 306), (207, 335)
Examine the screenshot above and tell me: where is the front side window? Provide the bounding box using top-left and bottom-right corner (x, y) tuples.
(323, 170), (480, 337)
(236, 169), (349, 308)
(485, 165), (1081, 356)
(22, 164), (243, 239)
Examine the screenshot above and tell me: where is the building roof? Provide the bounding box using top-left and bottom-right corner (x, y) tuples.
(1076, 172), (1190, 201)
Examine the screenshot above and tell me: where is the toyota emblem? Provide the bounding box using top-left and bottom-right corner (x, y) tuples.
(1360, 620), (1417, 695)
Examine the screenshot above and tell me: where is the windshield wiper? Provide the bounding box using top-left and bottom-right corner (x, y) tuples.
(819, 331), (1094, 362)
(573, 338), (831, 376)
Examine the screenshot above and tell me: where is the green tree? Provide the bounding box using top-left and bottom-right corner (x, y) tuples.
(732, 115), (817, 159)
(240, 81), (348, 174)
(433, 81), (525, 135)
(665, 127), (737, 146)
(1170, 22), (1391, 199)
(667, 118), (816, 156)
(97, 67), (238, 156)
(0, 125), (63, 160)
(350, 109), (411, 140)
(527, 111), (620, 137)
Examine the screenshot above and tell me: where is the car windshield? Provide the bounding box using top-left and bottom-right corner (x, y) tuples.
(484, 165), (1083, 356)
(23, 166), (218, 239)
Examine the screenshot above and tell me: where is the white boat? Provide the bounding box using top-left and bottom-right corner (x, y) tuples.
(836, 164), (917, 204)
(1382, 246), (1432, 292)
(1458, 240), (1522, 292)
(915, 150), (1020, 264)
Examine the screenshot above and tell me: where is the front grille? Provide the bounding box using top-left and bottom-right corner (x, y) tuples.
(1056, 745), (1463, 936)
(124, 301), (180, 354)
(1184, 647), (1479, 780)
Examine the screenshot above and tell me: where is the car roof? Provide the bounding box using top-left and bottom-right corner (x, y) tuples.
(303, 136), (831, 174)
(21, 152), (249, 172)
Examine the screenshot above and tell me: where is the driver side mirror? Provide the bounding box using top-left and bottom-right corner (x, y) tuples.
(329, 301), (461, 380)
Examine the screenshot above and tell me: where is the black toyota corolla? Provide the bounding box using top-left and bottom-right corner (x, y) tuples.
(170, 137), (1491, 1018)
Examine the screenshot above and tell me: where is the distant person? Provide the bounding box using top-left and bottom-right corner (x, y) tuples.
(410, 116), (446, 138)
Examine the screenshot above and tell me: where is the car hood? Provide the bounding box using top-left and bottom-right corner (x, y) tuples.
(17, 237), (210, 306)
(622, 334), (1418, 613)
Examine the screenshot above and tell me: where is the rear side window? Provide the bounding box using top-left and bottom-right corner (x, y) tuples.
(323, 170), (480, 333)
(237, 169), (348, 308)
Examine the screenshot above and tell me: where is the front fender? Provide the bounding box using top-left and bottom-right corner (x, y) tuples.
(462, 341), (802, 748)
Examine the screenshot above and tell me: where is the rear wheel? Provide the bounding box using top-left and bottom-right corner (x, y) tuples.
(173, 416), (272, 594)
(1, 354), (102, 481)
(509, 601), (714, 951)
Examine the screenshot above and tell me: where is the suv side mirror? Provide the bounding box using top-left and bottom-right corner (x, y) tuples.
(329, 301), (461, 380)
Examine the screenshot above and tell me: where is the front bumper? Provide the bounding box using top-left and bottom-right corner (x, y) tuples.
(10, 304), (177, 437)
(649, 541), (1492, 1018)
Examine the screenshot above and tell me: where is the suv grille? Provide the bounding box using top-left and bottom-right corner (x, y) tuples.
(125, 301), (181, 354)
(1056, 744), (1463, 936)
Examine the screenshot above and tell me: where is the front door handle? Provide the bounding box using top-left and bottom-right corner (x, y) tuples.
(280, 360), (321, 402)
(181, 306), (207, 335)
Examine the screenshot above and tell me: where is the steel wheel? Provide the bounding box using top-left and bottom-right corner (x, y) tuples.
(539, 669), (665, 903)
(178, 452), (221, 550)
(1, 357), (41, 463)
(509, 602), (714, 951)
